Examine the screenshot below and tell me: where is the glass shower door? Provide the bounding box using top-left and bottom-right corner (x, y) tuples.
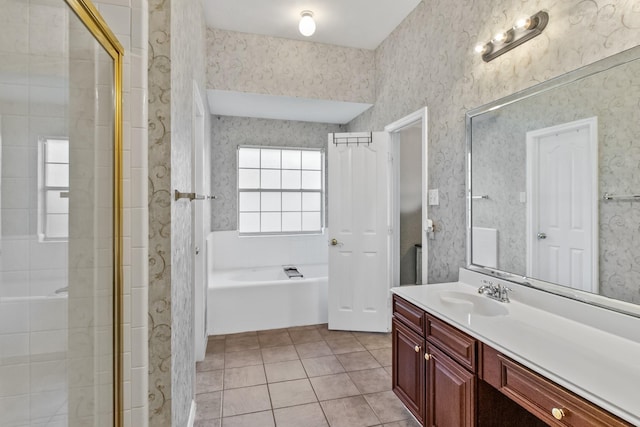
(0, 1), (123, 425)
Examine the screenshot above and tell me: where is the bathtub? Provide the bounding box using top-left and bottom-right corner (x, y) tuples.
(207, 264), (328, 335)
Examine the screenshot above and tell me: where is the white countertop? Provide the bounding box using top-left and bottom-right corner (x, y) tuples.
(390, 269), (640, 426)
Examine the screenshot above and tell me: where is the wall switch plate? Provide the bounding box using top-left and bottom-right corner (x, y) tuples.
(428, 189), (439, 206)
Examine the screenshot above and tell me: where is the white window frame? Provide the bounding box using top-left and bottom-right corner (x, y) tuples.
(237, 145), (325, 236)
(38, 136), (70, 242)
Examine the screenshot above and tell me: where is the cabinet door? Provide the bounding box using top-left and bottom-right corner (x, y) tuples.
(392, 318), (425, 424)
(426, 343), (476, 427)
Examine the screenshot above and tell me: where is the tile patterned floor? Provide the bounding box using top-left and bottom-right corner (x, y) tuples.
(195, 324), (422, 427)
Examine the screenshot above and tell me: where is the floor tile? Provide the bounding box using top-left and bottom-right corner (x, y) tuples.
(273, 402), (329, 427)
(197, 353), (225, 372)
(363, 391), (412, 424)
(302, 355), (346, 378)
(264, 360), (307, 383)
(221, 410), (274, 427)
(225, 336), (260, 353)
(295, 341), (333, 359)
(195, 391), (222, 421)
(382, 418), (422, 427)
(320, 396), (380, 427)
(223, 365), (266, 389)
(224, 350), (263, 369)
(289, 327), (324, 344)
(317, 325), (355, 340)
(348, 368), (392, 394)
(222, 385), (271, 417)
(268, 378), (318, 409)
(326, 337), (366, 355)
(261, 345), (299, 364)
(195, 418), (221, 427)
(310, 373), (360, 401)
(258, 331), (293, 348)
(369, 348), (392, 367)
(206, 340), (225, 355)
(196, 369), (223, 394)
(353, 332), (392, 351)
(337, 351), (381, 372)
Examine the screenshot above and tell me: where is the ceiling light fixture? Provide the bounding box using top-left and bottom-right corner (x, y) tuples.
(475, 10), (549, 62)
(299, 10), (316, 37)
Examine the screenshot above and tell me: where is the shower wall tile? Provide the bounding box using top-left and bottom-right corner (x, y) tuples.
(347, 0), (640, 285)
(207, 28), (375, 104)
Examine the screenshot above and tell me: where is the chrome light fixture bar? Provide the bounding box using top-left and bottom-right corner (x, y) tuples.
(475, 11), (549, 62)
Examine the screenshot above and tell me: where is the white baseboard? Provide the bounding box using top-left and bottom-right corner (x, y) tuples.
(187, 399), (196, 427)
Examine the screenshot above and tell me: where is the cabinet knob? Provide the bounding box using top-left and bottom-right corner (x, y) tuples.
(551, 408), (565, 420)
(424, 353), (431, 361)
(414, 345), (421, 353)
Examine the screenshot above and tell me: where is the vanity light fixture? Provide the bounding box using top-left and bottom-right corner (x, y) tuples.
(474, 10), (549, 62)
(299, 10), (316, 37)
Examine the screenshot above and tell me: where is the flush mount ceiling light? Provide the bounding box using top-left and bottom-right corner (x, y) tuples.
(299, 10), (316, 37)
(474, 11), (549, 62)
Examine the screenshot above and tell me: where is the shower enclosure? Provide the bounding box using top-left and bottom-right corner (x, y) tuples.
(0, 0), (123, 425)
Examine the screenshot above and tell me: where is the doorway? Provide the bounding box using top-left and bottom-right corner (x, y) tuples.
(385, 107), (429, 287)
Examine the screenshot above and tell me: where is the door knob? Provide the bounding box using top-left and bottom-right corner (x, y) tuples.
(330, 238), (339, 246)
(537, 232), (547, 240)
(414, 345), (421, 353)
(551, 408), (565, 420)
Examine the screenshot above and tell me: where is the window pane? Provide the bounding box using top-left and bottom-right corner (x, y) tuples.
(45, 164), (69, 187)
(261, 192), (281, 212)
(302, 192), (321, 211)
(282, 150), (301, 169)
(282, 170), (301, 189)
(46, 190), (69, 214)
(302, 151), (321, 170)
(261, 212), (281, 232)
(282, 192), (301, 211)
(261, 170), (280, 189)
(239, 213), (260, 233)
(302, 212), (321, 231)
(261, 149), (280, 169)
(238, 169), (260, 188)
(46, 139), (69, 163)
(46, 214), (68, 238)
(238, 148), (260, 168)
(239, 192), (260, 212)
(301, 170), (321, 190)
(282, 212), (302, 232)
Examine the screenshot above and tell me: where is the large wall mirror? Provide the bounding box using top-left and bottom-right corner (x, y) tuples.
(466, 45), (640, 317)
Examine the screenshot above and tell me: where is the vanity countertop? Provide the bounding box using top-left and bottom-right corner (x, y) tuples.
(390, 270), (640, 426)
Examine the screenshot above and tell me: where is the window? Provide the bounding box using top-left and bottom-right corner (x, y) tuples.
(238, 146), (324, 234)
(39, 137), (69, 241)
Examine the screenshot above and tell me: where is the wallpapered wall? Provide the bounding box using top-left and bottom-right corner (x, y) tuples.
(210, 116), (340, 231)
(207, 28), (376, 104)
(348, 0), (640, 285)
(148, 0), (210, 425)
(472, 55), (640, 303)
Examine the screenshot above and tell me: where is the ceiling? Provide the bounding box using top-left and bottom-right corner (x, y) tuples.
(205, 0), (421, 124)
(204, 0), (421, 50)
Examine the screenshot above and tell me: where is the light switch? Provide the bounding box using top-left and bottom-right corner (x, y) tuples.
(428, 189), (439, 206)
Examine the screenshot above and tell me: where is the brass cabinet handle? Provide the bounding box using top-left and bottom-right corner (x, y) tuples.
(551, 408), (565, 420)
(424, 353), (431, 361)
(414, 345), (421, 353)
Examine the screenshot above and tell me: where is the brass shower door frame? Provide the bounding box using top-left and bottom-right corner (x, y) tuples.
(63, 1), (124, 425)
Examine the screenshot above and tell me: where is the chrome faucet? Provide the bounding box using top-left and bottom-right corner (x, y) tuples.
(478, 280), (512, 303)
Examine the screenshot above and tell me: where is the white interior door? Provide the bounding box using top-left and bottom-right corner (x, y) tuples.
(328, 132), (391, 332)
(526, 117), (598, 292)
(192, 82), (208, 361)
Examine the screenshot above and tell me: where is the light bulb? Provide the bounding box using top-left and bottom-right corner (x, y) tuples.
(493, 32), (507, 44)
(514, 17), (532, 31)
(474, 43), (488, 54)
(299, 11), (316, 37)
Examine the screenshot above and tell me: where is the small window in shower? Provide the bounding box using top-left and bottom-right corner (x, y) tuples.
(38, 137), (69, 241)
(238, 146), (324, 235)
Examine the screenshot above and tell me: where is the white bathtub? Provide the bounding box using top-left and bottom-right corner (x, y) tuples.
(207, 264), (328, 335)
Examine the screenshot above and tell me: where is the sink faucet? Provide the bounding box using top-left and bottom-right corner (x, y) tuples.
(478, 280), (512, 303)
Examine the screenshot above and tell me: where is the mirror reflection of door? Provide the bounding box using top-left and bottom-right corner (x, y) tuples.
(526, 117), (598, 292)
(398, 126), (422, 285)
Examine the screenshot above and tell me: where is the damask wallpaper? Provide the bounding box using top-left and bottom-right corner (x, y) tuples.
(348, 0), (640, 288)
(210, 116), (340, 231)
(207, 28), (375, 104)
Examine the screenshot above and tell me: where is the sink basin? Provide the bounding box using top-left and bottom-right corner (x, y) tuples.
(438, 290), (509, 317)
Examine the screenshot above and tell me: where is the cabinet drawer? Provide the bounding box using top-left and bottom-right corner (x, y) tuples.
(483, 344), (631, 427)
(392, 295), (425, 335)
(425, 314), (476, 372)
